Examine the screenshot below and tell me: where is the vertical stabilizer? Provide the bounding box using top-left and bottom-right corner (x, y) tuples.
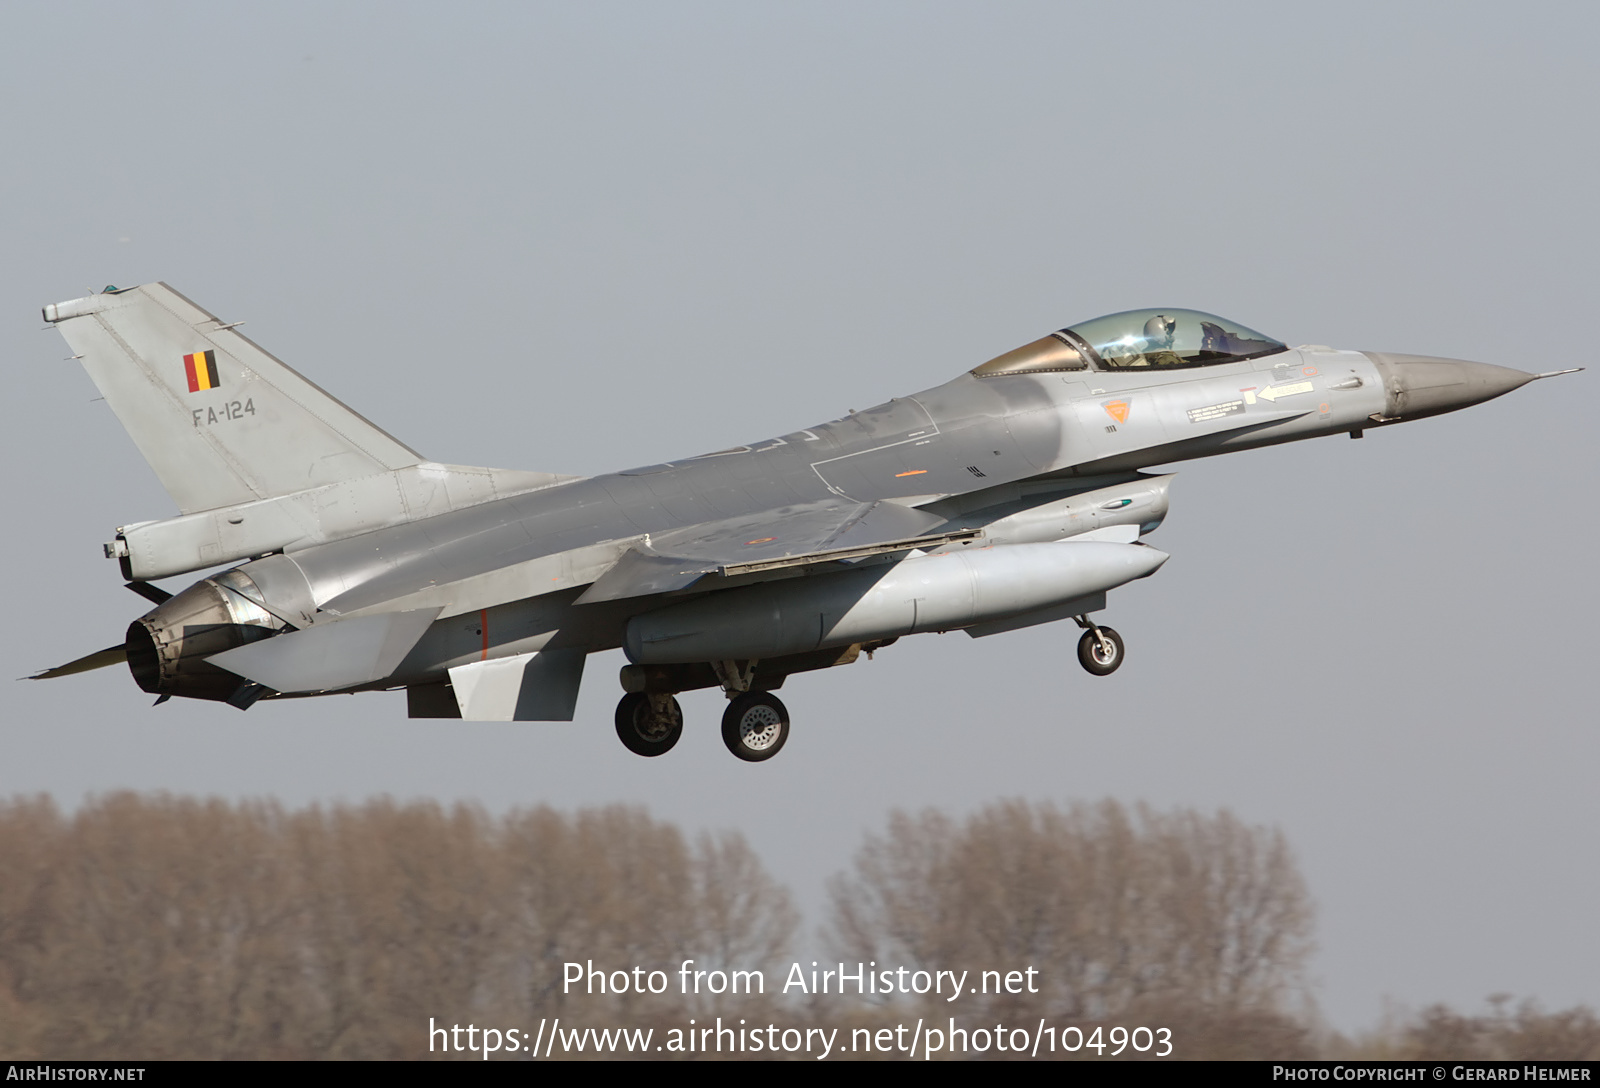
(45, 283), (422, 514)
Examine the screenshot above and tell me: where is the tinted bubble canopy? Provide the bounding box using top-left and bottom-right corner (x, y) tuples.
(971, 309), (1287, 377)
(1066, 309), (1286, 370)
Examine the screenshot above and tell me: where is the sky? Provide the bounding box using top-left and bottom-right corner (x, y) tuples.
(1, 1), (1595, 1034)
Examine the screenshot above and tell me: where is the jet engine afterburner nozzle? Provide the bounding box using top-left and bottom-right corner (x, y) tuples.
(125, 569), (287, 700)
(1364, 353), (1538, 422)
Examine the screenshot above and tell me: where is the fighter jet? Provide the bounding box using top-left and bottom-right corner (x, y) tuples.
(32, 284), (1580, 761)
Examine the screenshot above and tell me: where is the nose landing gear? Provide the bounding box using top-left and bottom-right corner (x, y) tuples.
(1074, 616), (1125, 676)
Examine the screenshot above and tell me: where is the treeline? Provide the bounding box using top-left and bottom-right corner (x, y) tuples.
(0, 795), (793, 1058)
(826, 799), (1317, 1057)
(0, 794), (1593, 1060)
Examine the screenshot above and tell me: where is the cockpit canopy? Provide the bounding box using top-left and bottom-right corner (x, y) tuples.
(972, 308), (1287, 377)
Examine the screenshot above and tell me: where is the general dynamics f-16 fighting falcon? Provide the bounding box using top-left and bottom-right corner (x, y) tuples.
(32, 284), (1580, 760)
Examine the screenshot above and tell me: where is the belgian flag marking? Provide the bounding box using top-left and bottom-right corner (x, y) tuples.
(183, 350), (221, 393)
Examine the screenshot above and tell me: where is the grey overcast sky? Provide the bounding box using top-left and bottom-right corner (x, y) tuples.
(2, 2), (1595, 1033)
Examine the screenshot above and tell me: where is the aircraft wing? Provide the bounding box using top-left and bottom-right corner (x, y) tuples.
(314, 497), (982, 621)
(575, 498), (980, 604)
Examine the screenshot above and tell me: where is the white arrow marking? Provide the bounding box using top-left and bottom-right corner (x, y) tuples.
(1257, 380), (1314, 402)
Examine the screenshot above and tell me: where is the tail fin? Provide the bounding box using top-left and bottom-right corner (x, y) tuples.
(45, 283), (422, 514)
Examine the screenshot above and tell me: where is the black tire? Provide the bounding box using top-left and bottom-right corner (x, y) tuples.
(720, 692), (790, 762)
(1076, 627), (1125, 676)
(614, 692), (683, 757)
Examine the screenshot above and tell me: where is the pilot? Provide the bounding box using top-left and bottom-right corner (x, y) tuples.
(1138, 314), (1185, 367)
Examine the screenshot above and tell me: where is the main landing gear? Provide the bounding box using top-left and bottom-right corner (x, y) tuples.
(707, 660), (789, 762)
(721, 692), (790, 762)
(612, 659), (792, 762)
(1074, 615), (1125, 676)
(614, 692), (683, 757)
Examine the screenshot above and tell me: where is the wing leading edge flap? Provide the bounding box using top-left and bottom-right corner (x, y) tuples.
(207, 608), (442, 693)
(575, 499), (970, 605)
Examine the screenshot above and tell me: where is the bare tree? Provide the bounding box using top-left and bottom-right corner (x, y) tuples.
(828, 799), (1314, 1020)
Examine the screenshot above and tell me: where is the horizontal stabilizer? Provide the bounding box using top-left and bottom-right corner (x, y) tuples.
(125, 581), (173, 605)
(447, 648), (586, 721)
(207, 608), (441, 693)
(28, 644), (127, 680)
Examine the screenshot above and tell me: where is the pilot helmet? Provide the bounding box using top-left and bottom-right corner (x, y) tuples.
(1143, 314), (1177, 348)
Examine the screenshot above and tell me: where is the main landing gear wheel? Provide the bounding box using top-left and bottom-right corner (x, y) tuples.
(721, 692), (790, 762)
(1077, 626), (1125, 676)
(615, 692), (683, 757)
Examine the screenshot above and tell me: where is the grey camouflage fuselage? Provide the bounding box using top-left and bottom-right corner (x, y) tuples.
(38, 285), (1573, 756)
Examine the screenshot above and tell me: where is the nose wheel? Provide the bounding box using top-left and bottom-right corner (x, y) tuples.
(1075, 618), (1125, 676)
(721, 692), (790, 762)
(615, 692), (683, 757)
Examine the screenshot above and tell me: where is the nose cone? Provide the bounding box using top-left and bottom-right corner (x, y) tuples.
(1364, 352), (1538, 421)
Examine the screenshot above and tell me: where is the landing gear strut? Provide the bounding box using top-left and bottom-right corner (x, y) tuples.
(1074, 616), (1125, 676)
(614, 692), (683, 757)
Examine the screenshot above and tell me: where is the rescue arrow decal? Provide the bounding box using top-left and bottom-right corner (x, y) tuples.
(1256, 380), (1314, 402)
